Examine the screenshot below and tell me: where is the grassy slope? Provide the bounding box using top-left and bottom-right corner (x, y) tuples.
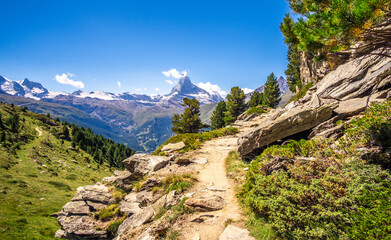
(0, 105), (113, 240)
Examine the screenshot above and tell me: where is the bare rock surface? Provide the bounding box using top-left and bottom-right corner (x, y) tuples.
(72, 184), (114, 204)
(102, 170), (133, 191)
(57, 183), (115, 239)
(310, 48), (391, 103)
(116, 206), (154, 237)
(57, 215), (109, 239)
(122, 154), (169, 177)
(186, 195), (225, 212)
(219, 225), (255, 240)
(238, 104), (335, 158)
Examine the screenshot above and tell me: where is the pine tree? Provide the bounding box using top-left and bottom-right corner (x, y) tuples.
(263, 73), (281, 108)
(8, 113), (20, 133)
(62, 125), (70, 139)
(224, 87), (248, 125)
(210, 101), (227, 130)
(171, 98), (205, 134)
(249, 92), (265, 108)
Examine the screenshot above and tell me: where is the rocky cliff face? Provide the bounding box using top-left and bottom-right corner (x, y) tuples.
(237, 45), (391, 158)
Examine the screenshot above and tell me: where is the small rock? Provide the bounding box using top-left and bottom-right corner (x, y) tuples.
(40, 198), (45, 201)
(190, 214), (214, 223)
(244, 167), (249, 171)
(191, 158), (208, 164)
(206, 187), (226, 192)
(137, 228), (155, 240)
(185, 195), (225, 212)
(219, 225), (255, 240)
(55, 229), (67, 239)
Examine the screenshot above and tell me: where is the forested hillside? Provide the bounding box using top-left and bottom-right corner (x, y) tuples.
(0, 103), (134, 239)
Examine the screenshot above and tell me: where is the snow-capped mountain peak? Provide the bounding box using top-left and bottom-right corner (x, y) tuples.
(167, 76), (223, 104)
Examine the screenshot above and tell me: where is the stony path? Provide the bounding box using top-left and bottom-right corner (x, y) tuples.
(182, 136), (246, 240)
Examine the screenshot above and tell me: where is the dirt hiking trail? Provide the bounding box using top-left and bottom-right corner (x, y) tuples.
(181, 135), (249, 240)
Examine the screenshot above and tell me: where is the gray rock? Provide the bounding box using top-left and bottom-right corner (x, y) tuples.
(191, 158), (208, 164)
(185, 195), (225, 212)
(117, 206), (154, 237)
(62, 201), (91, 215)
(238, 104), (335, 158)
(136, 191), (154, 207)
(120, 192), (141, 214)
(58, 215), (108, 239)
(219, 225), (255, 240)
(311, 48), (391, 103)
(152, 190), (177, 213)
(137, 228), (155, 240)
(71, 184), (114, 204)
(122, 154), (170, 177)
(55, 229), (66, 239)
(334, 97), (368, 116)
(102, 170), (134, 191)
(161, 141), (185, 153)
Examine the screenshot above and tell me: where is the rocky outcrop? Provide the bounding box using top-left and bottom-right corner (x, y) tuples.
(56, 184), (115, 239)
(238, 104), (335, 158)
(122, 154), (170, 178)
(309, 48), (391, 104)
(238, 46), (391, 158)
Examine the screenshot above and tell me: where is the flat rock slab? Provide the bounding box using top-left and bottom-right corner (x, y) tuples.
(238, 104), (334, 158)
(219, 225), (255, 240)
(334, 97), (368, 116)
(72, 184), (114, 204)
(185, 195), (225, 212)
(161, 141), (185, 153)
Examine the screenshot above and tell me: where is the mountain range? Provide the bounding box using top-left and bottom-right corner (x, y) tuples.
(0, 75), (224, 152)
(0, 74), (288, 152)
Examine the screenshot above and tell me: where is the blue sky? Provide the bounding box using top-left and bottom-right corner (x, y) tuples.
(0, 0), (291, 96)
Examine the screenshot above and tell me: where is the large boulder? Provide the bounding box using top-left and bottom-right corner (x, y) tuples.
(238, 104), (335, 158)
(57, 183), (115, 239)
(122, 154), (170, 178)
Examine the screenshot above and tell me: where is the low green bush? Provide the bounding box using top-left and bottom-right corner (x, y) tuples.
(240, 100), (391, 239)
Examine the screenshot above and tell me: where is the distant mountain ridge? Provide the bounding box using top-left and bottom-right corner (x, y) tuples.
(0, 74), (223, 152)
(0, 75), (222, 105)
